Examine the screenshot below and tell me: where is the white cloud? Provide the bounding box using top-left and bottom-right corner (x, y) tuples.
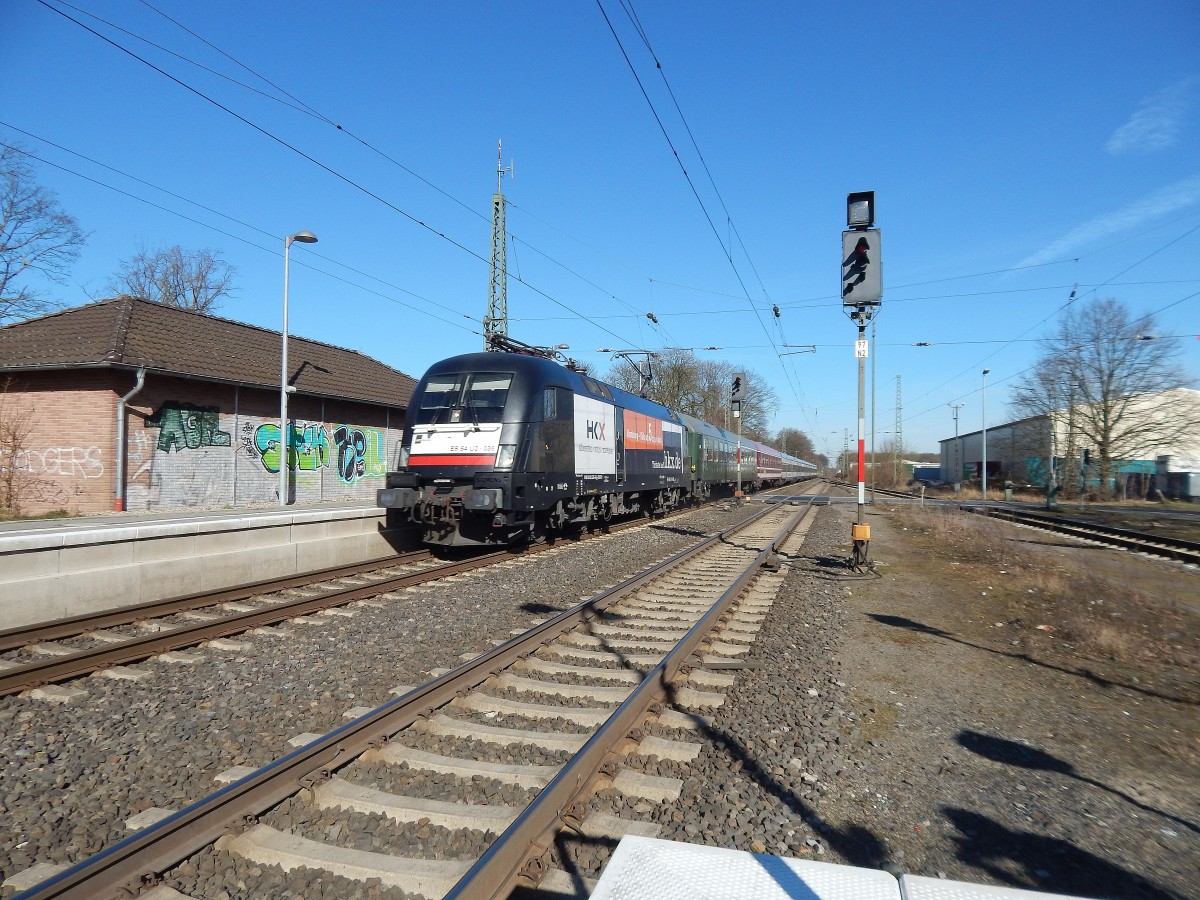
(1107, 76), (1199, 155)
(1016, 173), (1200, 268)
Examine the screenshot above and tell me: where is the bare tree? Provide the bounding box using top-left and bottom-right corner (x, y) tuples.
(0, 377), (38, 515)
(108, 245), (236, 312)
(605, 349), (706, 413)
(774, 427), (815, 460)
(1014, 298), (1197, 499)
(603, 352), (777, 439)
(0, 144), (87, 323)
(1011, 354), (1077, 501)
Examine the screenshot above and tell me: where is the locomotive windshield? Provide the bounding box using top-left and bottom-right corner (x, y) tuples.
(415, 371), (512, 425)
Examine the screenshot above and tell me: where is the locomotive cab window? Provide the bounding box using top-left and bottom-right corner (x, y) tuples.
(415, 372), (512, 424)
(464, 373), (511, 423)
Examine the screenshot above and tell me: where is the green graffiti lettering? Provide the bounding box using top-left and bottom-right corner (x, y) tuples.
(146, 401), (231, 452)
(254, 422), (330, 474)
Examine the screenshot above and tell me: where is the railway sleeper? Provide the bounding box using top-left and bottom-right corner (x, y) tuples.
(361, 744), (560, 790)
(312, 776), (522, 832)
(217, 825), (473, 898)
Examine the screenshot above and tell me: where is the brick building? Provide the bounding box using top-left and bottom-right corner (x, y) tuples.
(0, 297), (417, 514)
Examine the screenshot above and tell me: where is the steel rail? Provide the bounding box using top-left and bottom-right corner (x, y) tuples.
(0, 551), (430, 652)
(444, 504), (811, 900)
(18, 505), (780, 899)
(0, 551), (506, 697)
(2, 488), (742, 656)
(974, 507), (1200, 565)
(1, 507), (703, 696)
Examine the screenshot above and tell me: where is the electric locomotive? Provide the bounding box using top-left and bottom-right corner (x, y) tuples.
(377, 351), (692, 546)
(377, 350), (817, 547)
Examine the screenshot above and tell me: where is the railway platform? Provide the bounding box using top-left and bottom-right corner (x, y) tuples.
(591, 835), (1090, 899)
(0, 502), (401, 631)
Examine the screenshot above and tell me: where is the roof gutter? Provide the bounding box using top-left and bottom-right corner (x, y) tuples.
(114, 367), (147, 512)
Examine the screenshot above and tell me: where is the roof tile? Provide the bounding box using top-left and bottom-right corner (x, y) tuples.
(0, 297), (417, 407)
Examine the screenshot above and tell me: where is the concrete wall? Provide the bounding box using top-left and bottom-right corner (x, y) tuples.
(0, 506), (398, 630)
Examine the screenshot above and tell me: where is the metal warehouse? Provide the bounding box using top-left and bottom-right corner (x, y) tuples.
(939, 387), (1200, 497)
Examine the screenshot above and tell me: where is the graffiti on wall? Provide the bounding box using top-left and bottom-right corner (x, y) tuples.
(247, 422), (383, 483)
(145, 401), (232, 452)
(124, 399), (393, 511)
(333, 425), (386, 483)
(13, 446), (105, 479)
(252, 422), (331, 474)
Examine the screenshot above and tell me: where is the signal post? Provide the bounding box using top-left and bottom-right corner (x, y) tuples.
(732, 373), (745, 499)
(841, 191), (881, 570)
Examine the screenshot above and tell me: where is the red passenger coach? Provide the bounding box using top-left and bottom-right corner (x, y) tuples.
(755, 442), (783, 485)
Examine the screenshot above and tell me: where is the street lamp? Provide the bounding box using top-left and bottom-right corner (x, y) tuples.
(281, 230), (318, 507)
(981, 369), (990, 501)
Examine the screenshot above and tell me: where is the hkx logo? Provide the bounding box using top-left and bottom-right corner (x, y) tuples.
(586, 420), (606, 441)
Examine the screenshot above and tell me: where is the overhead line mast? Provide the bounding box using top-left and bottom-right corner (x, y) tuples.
(484, 141), (514, 350)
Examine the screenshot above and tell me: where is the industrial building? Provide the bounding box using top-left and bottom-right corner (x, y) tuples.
(939, 387), (1200, 498)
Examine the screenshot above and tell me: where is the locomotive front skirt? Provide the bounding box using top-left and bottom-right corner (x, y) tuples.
(377, 352), (814, 546)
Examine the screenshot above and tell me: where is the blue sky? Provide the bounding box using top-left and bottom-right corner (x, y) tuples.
(4, 0), (1198, 459)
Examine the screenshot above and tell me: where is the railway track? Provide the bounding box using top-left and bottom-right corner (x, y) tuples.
(14, 499), (814, 899)
(970, 505), (1200, 565)
(1, 485), (818, 700)
(0, 552), (461, 699)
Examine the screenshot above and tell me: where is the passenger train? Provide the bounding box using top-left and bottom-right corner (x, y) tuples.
(377, 351), (817, 547)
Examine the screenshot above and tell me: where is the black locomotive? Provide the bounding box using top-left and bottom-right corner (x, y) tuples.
(377, 351), (816, 546)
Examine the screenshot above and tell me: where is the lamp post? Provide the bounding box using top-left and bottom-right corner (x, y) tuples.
(281, 230), (318, 507)
(981, 369), (990, 501)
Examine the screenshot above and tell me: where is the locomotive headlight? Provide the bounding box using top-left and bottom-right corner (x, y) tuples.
(494, 444), (517, 469)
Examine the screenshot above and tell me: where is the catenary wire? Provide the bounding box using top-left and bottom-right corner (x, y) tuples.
(33, 0), (643, 352)
(81, 0), (676, 335)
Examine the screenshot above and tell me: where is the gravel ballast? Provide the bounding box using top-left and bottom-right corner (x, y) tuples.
(0, 504), (748, 895)
(2, 497), (1195, 900)
(567, 501), (1197, 900)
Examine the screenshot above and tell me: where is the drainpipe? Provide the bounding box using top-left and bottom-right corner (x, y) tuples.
(114, 367), (147, 512)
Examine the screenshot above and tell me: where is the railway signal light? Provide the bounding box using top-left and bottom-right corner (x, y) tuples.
(847, 191), (875, 228)
(841, 229), (882, 306)
(731, 375), (742, 399)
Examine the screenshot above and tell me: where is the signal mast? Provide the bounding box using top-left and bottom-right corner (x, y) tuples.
(841, 191), (882, 571)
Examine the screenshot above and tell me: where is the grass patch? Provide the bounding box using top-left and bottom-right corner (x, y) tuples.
(0, 508), (75, 522)
(884, 504), (1198, 679)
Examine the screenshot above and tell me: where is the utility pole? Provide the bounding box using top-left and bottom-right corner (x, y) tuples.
(842, 191), (881, 570)
(484, 141), (513, 350)
(894, 374), (903, 486)
(982, 368), (990, 501)
(948, 402), (964, 493)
